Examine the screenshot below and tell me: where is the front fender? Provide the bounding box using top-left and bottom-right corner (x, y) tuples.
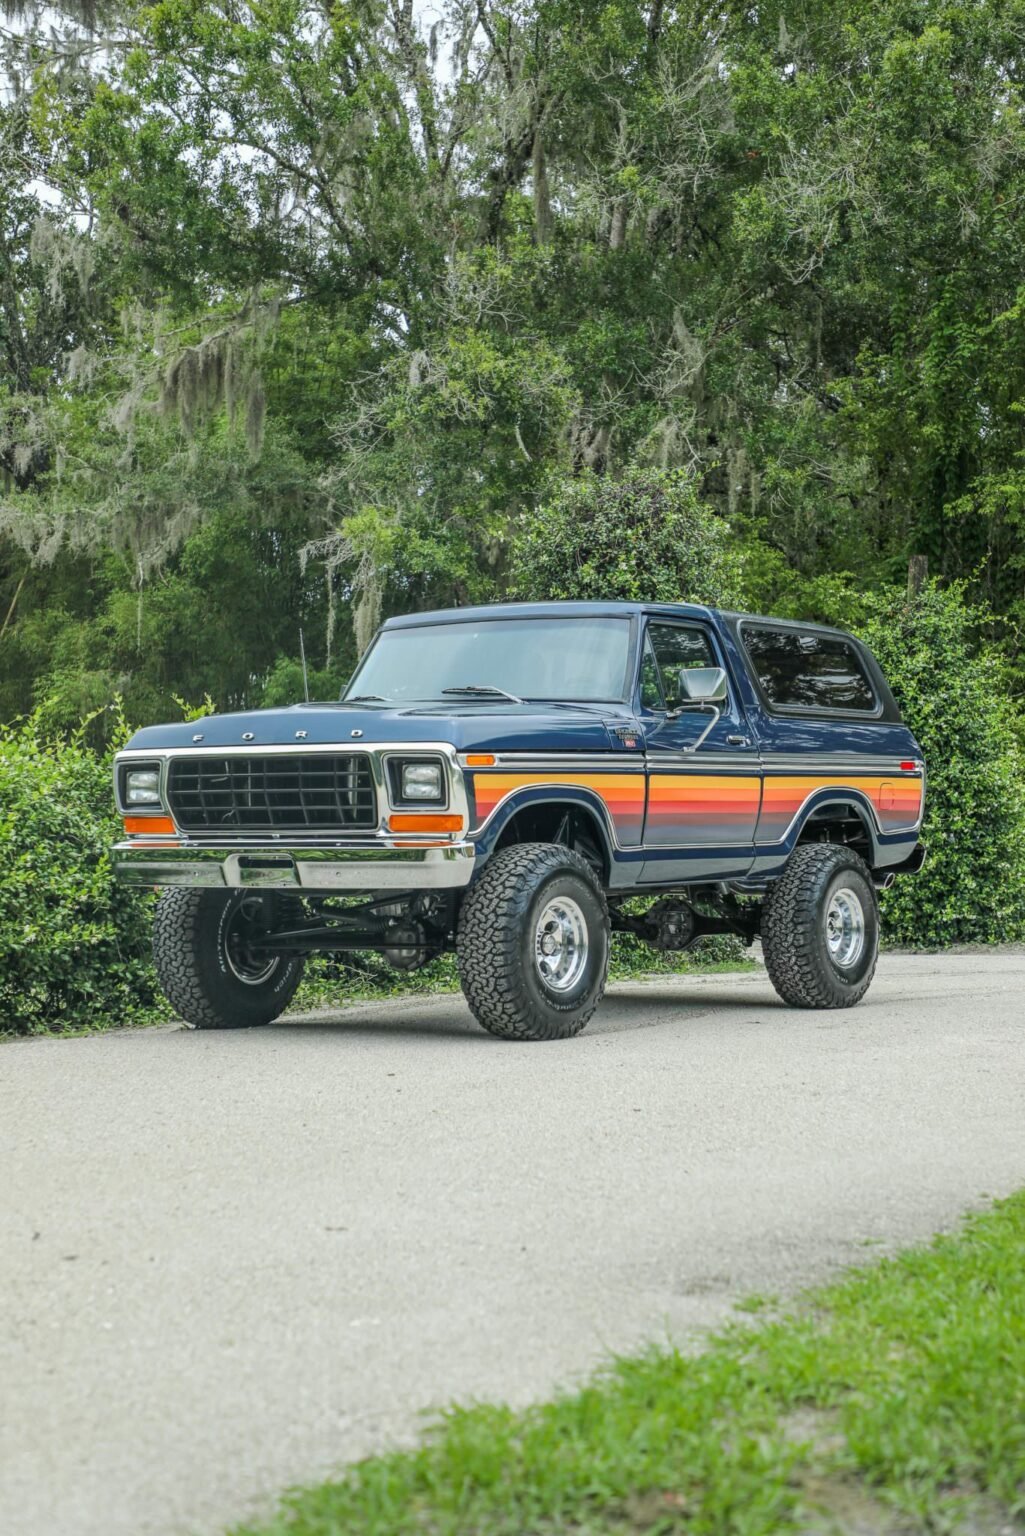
(470, 782), (625, 870)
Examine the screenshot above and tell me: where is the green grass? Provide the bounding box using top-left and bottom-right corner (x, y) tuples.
(231, 1193), (1025, 1536)
(288, 934), (755, 1013)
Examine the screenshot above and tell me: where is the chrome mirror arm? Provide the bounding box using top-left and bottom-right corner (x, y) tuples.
(661, 701), (722, 750)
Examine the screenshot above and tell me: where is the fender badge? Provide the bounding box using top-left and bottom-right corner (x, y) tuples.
(615, 727), (640, 749)
(192, 733), (204, 743)
(350, 728), (364, 739)
(242, 732), (255, 742)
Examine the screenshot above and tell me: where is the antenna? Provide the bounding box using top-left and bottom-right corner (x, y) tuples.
(299, 628), (310, 703)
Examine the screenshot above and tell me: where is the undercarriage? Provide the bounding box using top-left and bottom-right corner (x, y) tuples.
(237, 891), (458, 971)
(220, 883), (761, 977)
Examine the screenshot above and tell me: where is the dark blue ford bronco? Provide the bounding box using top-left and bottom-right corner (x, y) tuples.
(114, 601), (926, 1038)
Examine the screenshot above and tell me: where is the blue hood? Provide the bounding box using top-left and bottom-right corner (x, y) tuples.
(126, 700), (636, 754)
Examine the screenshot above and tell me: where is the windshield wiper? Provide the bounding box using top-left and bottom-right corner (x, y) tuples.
(344, 694), (388, 703)
(441, 683), (524, 704)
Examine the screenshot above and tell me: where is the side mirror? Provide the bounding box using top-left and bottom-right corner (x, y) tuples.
(670, 666), (728, 708)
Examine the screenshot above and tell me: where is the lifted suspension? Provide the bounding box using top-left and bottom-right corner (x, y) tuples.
(610, 892), (760, 952)
(243, 891), (455, 969)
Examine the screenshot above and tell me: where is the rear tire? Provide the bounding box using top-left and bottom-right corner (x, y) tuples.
(153, 889), (305, 1029)
(456, 843), (610, 1040)
(761, 844), (879, 1009)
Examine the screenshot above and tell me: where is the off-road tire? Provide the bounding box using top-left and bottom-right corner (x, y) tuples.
(761, 844), (879, 1009)
(153, 889), (305, 1029)
(456, 843), (610, 1041)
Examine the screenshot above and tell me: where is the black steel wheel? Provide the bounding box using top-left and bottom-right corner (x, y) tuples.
(456, 843), (610, 1041)
(153, 889), (305, 1029)
(760, 844), (879, 1009)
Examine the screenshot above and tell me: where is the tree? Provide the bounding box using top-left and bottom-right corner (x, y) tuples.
(509, 468), (743, 608)
(5, 0), (1025, 707)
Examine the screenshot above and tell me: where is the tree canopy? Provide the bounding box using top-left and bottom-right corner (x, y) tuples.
(4, 0), (1025, 725)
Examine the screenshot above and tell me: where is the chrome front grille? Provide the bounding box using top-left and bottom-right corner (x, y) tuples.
(166, 753), (377, 833)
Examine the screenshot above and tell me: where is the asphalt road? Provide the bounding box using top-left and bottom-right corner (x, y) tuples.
(3, 951), (1024, 1536)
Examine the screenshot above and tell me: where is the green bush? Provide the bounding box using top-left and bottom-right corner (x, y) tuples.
(510, 468), (743, 607)
(0, 719), (165, 1035)
(859, 585), (1025, 946)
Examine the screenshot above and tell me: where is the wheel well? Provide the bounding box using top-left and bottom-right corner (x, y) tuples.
(492, 801), (610, 884)
(797, 800), (875, 863)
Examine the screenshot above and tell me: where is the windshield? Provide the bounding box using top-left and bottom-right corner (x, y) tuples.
(345, 617), (633, 703)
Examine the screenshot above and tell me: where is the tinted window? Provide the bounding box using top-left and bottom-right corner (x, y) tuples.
(742, 627), (876, 713)
(642, 624), (717, 708)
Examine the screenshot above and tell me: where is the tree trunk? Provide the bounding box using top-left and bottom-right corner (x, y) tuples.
(907, 554), (928, 600)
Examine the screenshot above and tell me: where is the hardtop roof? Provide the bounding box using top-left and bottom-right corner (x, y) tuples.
(381, 599), (858, 640)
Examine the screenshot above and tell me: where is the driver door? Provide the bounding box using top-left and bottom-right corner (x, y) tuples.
(638, 620), (761, 881)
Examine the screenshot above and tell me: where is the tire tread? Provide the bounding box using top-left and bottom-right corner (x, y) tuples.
(457, 843), (609, 1041)
(761, 843), (878, 1009)
(152, 889), (303, 1029)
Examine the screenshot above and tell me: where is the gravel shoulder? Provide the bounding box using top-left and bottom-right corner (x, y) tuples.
(2, 951), (1024, 1536)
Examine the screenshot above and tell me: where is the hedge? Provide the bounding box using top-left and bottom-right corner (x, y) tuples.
(0, 719), (164, 1035)
(860, 585), (1025, 946)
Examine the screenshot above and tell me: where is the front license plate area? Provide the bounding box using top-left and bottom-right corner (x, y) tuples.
(233, 855), (301, 888)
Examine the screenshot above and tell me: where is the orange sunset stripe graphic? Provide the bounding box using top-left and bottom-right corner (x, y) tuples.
(758, 775), (923, 839)
(645, 774), (762, 845)
(471, 768), (923, 847)
(471, 772), (646, 843)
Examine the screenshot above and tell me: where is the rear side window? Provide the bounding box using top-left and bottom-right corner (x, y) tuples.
(742, 626), (877, 713)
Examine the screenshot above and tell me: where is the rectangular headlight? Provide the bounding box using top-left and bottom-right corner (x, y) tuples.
(125, 769), (162, 806)
(400, 761), (444, 802)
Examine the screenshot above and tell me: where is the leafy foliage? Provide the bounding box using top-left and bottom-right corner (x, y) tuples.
(510, 468), (743, 607)
(7, 0), (1025, 692)
(0, 715), (164, 1034)
(864, 585), (1025, 945)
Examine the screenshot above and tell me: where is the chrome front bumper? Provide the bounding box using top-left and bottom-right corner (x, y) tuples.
(113, 839), (477, 891)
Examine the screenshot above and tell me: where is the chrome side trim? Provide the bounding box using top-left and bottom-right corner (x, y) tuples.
(751, 754), (925, 774)
(476, 750), (922, 775)
(476, 753), (646, 771)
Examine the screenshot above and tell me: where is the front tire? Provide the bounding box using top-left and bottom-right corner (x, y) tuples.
(761, 844), (879, 1009)
(456, 843), (610, 1040)
(153, 889), (305, 1029)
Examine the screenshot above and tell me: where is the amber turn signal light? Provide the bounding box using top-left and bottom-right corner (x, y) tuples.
(465, 753), (496, 766)
(387, 813), (464, 833)
(123, 815), (177, 836)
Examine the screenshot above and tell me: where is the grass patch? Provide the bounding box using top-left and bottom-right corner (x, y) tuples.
(231, 1193), (1025, 1536)
(288, 934), (754, 1013)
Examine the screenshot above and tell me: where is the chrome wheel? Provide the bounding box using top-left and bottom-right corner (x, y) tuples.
(533, 895), (589, 993)
(224, 898), (281, 986)
(824, 887), (865, 970)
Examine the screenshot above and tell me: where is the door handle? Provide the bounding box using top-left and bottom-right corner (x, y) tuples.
(726, 734), (750, 746)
